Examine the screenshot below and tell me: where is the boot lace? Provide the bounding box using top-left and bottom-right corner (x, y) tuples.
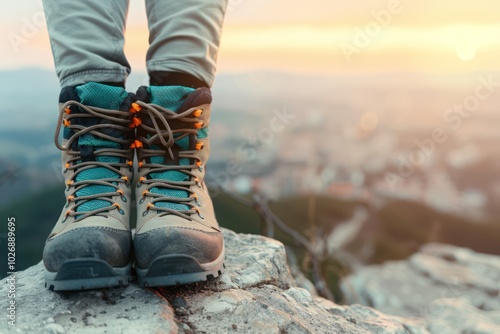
(133, 101), (205, 220)
(54, 101), (134, 222)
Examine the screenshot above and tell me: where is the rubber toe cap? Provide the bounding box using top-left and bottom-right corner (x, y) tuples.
(43, 227), (132, 272)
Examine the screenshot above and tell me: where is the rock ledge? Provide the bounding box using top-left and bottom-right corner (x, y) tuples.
(2, 228), (418, 334)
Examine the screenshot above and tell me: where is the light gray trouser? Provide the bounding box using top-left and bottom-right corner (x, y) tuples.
(42, 0), (227, 87)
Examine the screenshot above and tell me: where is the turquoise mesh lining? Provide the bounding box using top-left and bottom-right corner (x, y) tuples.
(73, 83), (127, 213)
(75, 82), (126, 110)
(148, 86), (196, 211)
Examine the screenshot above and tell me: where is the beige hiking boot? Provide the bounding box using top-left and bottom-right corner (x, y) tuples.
(43, 83), (135, 291)
(132, 85), (224, 287)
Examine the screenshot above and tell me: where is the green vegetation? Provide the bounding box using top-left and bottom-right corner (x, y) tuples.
(376, 199), (500, 257)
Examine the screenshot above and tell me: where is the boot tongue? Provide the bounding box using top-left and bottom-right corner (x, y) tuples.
(75, 82), (128, 148)
(148, 85), (196, 153)
(149, 85), (195, 112)
(73, 82), (128, 214)
(76, 82), (125, 110)
(149, 85), (212, 112)
(147, 86), (197, 211)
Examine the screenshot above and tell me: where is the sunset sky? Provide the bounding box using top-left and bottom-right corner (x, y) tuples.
(2, 0), (500, 75)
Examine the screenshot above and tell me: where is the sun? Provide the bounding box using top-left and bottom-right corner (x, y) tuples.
(456, 45), (476, 61)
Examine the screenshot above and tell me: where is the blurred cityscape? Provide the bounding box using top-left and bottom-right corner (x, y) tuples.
(207, 71), (500, 221)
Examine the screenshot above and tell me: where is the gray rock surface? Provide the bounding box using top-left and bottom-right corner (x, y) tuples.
(342, 243), (500, 334)
(1, 228), (418, 334)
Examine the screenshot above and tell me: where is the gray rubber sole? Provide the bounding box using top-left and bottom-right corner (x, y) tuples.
(44, 258), (132, 291)
(136, 251), (225, 288)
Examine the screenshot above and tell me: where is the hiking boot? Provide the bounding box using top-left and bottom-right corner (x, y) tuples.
(132, 85), (224, 287)
(43, 82), (135, 291)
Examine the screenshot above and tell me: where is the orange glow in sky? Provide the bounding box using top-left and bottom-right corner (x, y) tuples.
(123, 23), (500, 74)
(2, 0), (500, 74)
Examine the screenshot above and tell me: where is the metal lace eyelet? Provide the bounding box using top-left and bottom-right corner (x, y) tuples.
(62, 209), (72, 223)
(142, 209), (149, 217)
(112, 203), (124, 215)
(136, 177), (145, 188)
(121, 176), (130, 188)
(198, 166), (204, 172)
(139, 197), (145, 204)
(195, 208), (204, 219)
(193, 177), (202, 188)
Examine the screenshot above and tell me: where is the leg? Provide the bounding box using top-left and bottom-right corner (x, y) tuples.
(133, 0), (228, 287)
(43, 0), (131, 87)
(145, 0), (228, 87)
(42, 0), (135, 291)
